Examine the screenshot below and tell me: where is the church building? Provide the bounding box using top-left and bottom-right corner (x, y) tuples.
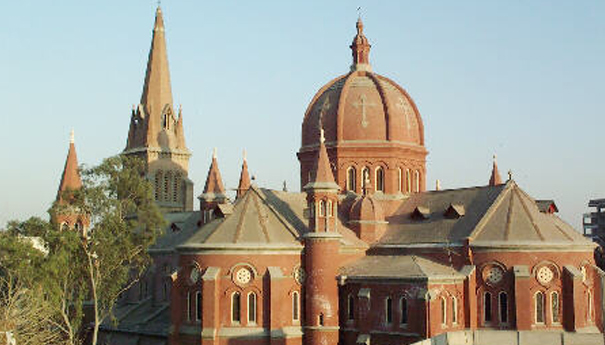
(54, 7), (605, 345)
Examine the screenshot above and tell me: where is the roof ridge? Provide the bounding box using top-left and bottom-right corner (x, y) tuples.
(468, 180), (514, 240)
(513, 187), (545, 241)
(411, 255), (428, 277)
(252, 190), (272, 243)
(232, 191), (252, 243)
(252, 188), (302, 240)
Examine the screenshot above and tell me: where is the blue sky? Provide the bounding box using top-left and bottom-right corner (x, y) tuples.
(1, 1), (603, 229)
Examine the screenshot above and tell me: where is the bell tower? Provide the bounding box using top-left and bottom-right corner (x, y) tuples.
(124, 6), (193, 212)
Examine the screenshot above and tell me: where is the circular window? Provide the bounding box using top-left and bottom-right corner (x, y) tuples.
(537, 266), (554, 284)
(235, 267), (252, 285)
(294, 266), (306, 285)
(485, 267), (504, 285)
(189, 266), (200, 284)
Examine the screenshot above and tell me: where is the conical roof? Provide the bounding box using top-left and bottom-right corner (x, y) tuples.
(303, 129), (339, 191)
(489, 155), (502, 186)
(199, 149), (227, 202)
(56, 131), (82, 203)
(237, 152), (251, 199)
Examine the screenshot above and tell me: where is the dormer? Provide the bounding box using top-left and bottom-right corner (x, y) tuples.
(536, 200), (558, 214)
(444, 203), (465, 219)
(411, 206), (430, 220)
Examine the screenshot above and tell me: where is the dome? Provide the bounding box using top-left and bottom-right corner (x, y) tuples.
(301, 19), (424, 148)
(349, 194), (384, 223)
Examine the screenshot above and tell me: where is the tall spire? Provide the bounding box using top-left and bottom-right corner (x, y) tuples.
(57, 130), (82, 203)
(350, 17), (372, 72)
(200, 149), (227, 202)
(237, 150), (251, 199)
(489, 154), (502, 186)
(304, 128), (339, 190)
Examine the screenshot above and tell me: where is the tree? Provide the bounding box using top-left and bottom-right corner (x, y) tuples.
(0, 155), (164, 345)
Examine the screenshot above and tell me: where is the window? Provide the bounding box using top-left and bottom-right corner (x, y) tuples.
(173, 173), (181, 202)
(400, 298), (408, 325)
(375, 167), (385, 192)
(232, 292), (241, 323)
(398, 168), (403, 192)
(452, 296), (458, 324)
(414, 170), (420, 192)
(196, 291), (202, 322)
(484, 292), (492, 323)
(405, 169), (411, 193)
(164, 171), (172, 202)
(318, 313), (324, 326)
(155, 170), (163, 200)
(327, 200), (333, 217)
(61, 222), (69, 231)
(319, 200), (325, 217)
(499, 292), (508, 323)
(293, 292), (300, 322)
(347, 167), (356, 191)
(441, 296), (447, 326)
(74, 221), (82, 232)
(551, 291), (560, 323)
(535, 292), (545, 324)
(248, 292), (257, 323)
(361, 167), (370, 186)
(385, 297), (393, 324)
(348, 294), (355, 321)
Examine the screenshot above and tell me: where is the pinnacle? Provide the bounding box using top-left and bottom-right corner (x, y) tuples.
(201, 150), (227, 201)
(57, 132), (83, 203)
(489, 154), (502, 186)
(237, 150), (251, 199)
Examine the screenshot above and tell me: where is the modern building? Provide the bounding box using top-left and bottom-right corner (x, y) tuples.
(53, 7), (605, 345)
(584, 199), (605, 242)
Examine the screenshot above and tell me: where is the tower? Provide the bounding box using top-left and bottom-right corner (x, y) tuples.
(303, 128), (342, 345)
(51, 130), (89, 234)
(198, 149), (228, 224)
(124, 6), (193, 212)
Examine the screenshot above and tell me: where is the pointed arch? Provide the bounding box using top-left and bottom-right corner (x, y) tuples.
(375, 167), (385, 192)
(247, 292), (257, 323)
(347, 166), (356, 192)
(292, 291), (300, 322)
(232, 292), (241, 323)
(535, 291), (545, 324)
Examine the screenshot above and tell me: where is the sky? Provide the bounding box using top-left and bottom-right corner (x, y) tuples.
(1, 1), (603, 230)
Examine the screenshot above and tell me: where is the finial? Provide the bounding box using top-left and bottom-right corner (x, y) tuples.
(320, 128), (325, 144)
(70, 129), (75, 144)
(507, 170), (512, 181)
(436, 179), (441, 191)
(357, 6), (362, 20)
(212, 147), (217, 159)
(283, 180), (288, 192)
(243, 149), (247, 161)
(493, 154), (497, 164)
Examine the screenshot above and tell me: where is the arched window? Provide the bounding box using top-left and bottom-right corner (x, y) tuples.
(484, 292), (492, 323)
(318, 200), (325, 217)
(441, 296), (447, 325)
(347, 167), (356, 192)
(248, 292), (257, 323)
(292, 292), (300, 322)
(551, 291), (560, 323)
(405, 169), (411, 193)
(400, 298), (408, 325)
(173, 172), (181, 203)
(155, 170), (163, 201)
(452, 296), (458, 324)
(162, 113), (169, 129)
(414, 170), (420, 192)
(232, 292), (241, 323)
(385, 297), (393, 324)
(499, 292), (508, 323)
(164, 171), (172, 202)
(361, 167), (370, 186)
(196, 291), (202, 322)
(398, 168), (403, 193)
(347, 294), (355, 321)
(61, 222), (69, 231)
(375, 167), (385, 192)
(327, 200), (333, 217)
(535, 292), (545, 324)
(75, 221), (83, 232)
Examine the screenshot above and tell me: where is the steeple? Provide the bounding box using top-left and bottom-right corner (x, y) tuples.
(236, 150), (251, 199)
(350, 17), (372, 72)
(57, 130), (82, 203)
(304, 129), (339, 189)
(489, 154), (502, 186)
(200, 148), (228, 204)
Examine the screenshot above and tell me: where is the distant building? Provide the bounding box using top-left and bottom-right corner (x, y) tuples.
(51, 7), (605, 345)
(584, 199), (605, 243)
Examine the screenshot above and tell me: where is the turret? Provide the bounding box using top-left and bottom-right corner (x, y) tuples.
(303, 128), (341, 345)
(236, 150), (251, 199)
(348, 178), (386, 243)
(198, 148), (228, 224)
(489, 154), (502, 186)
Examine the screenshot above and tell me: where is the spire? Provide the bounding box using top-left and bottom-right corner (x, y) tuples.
(304, 128), (339, 191)
(139, 6), (174, 147)
(489, 154), (502, 186)
(237, 150), (251, 199)
(350, 17), (372, 72)
(200, 149), (227, 202)
(57, 130), (82, 203)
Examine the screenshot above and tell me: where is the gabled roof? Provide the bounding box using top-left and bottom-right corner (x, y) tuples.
(340, 255), (463, 281)
(180, 187), (367, 251)
(377, 181), (594, 250)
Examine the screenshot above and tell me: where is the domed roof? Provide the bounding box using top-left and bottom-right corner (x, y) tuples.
(301, 18), (424, 148)
(349, 185), (385, 223)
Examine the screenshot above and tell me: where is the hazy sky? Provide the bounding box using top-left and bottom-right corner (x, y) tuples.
(1, 1), (603, 230)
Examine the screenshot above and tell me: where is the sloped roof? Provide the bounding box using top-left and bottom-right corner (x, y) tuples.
(150, 211), (200, 252)
(377, 181), (594, 250)
(179, 187), (367, 251)
(340, 255), (463, 281)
